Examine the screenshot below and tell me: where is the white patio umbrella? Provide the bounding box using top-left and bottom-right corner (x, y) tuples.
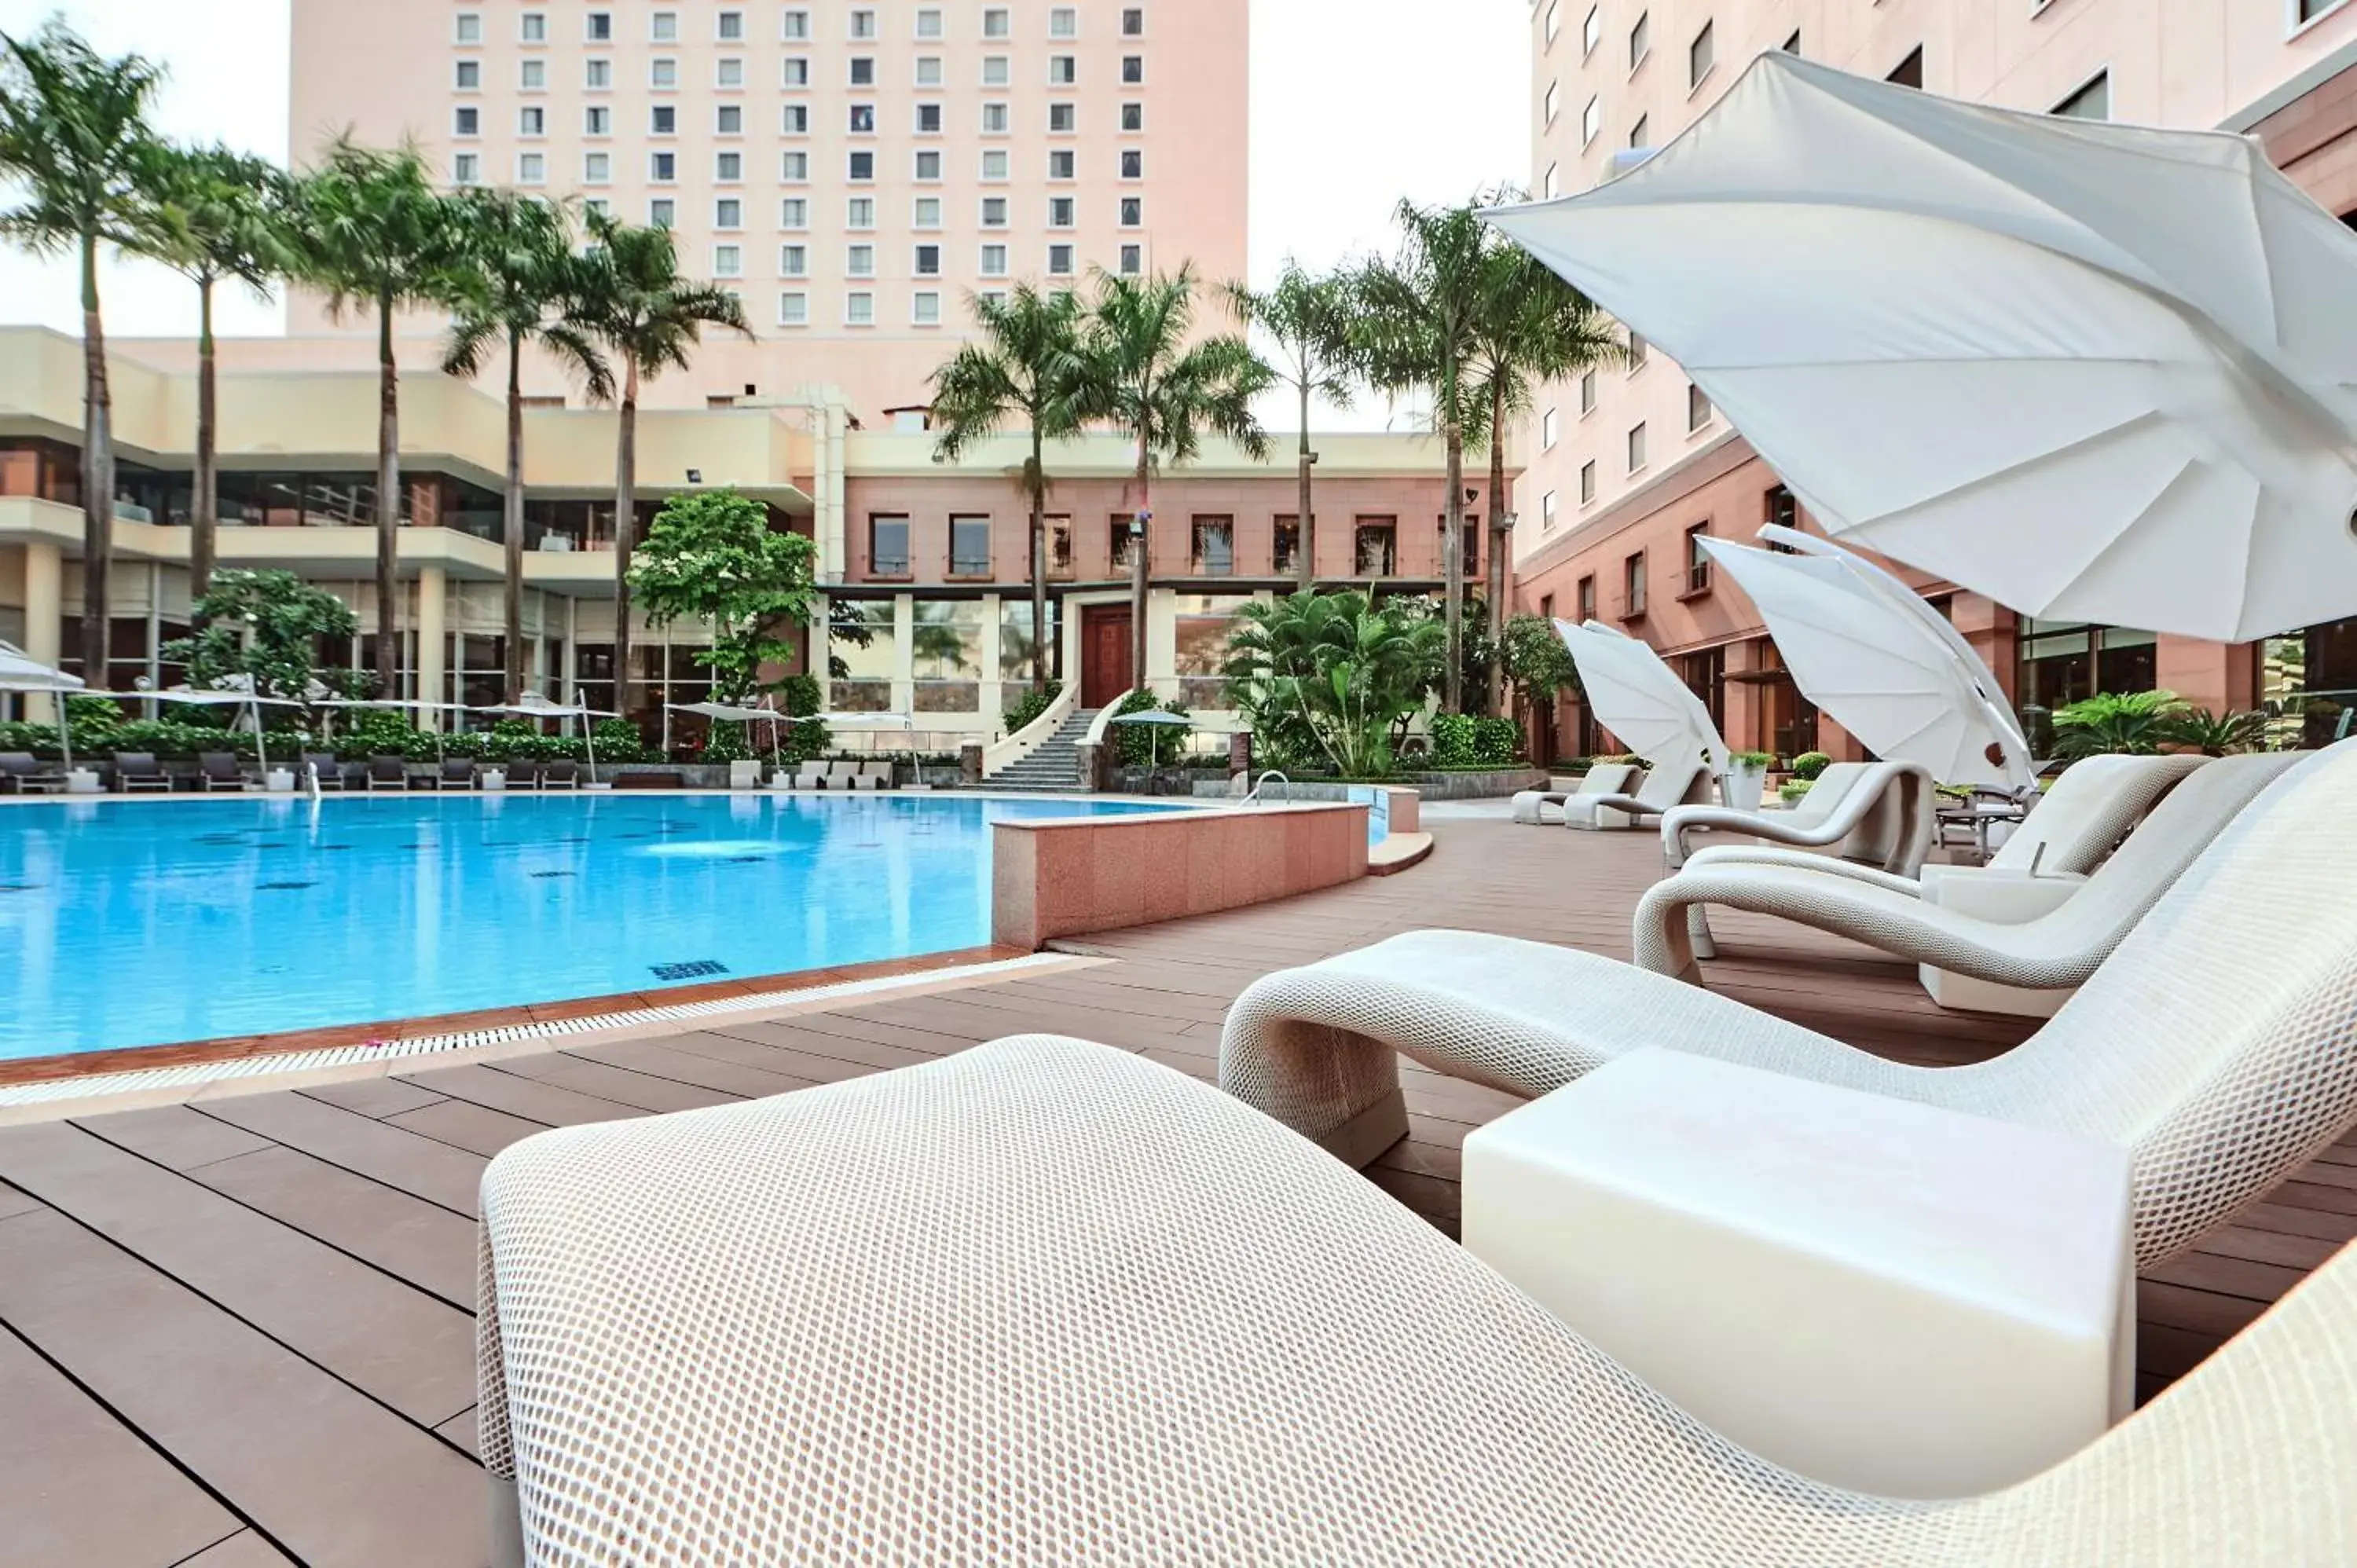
(1698, 537), (2033, 790)
(483, 691), (619, 778)
(820, 711), (919, 774)
(669, 700), (792, 767)
(137, 683), (310, 775)
(1552, 619), (1729, 779)
(0, 641), (85, 768)
(1486, 49), (2357, 643)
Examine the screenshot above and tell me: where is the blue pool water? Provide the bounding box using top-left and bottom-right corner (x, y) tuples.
(0, 794), (1180, 1061)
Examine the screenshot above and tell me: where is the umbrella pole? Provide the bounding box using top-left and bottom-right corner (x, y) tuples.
(58, 702), (71, 772)
(586, 726), (597, 784)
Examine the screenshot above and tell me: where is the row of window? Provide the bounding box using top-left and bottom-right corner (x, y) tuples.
(1556, 498), (1794, 630)
(490, 98), (1152, 138)
(455, 6), (1150, 46)
(576, 191), (1144, 239)
(755, 234), (1142, 288)
(863, 513), (1467, 578)
(1535, 385), (1714, 528)
(455, 52), (1148, 92)
(455, 144), (1152, 203)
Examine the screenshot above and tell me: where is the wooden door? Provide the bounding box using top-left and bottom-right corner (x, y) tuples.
(1081, 606), (1133, 709)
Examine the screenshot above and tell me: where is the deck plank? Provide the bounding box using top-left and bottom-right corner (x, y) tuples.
(394, 1061), (658, 1127)
(189, 1145), (480, 1310)
(192, 1094), (487, 1218)
(69, 1105), (274, 1173)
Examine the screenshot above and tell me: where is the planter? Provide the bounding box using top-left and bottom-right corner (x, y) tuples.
(263, 768), (296, 793)
(480, 769), (508, 793)
(1721, 761), (1769, 813)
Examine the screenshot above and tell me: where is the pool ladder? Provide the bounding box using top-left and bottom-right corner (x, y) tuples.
(1241, 770), (1290, 806)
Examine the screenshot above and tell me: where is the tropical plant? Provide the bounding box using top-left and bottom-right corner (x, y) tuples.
(1430, 712), (1524, 768)
(1226, 261), (1361, 591)
(1003, 679), (1062, 737)
(2157, 705), (2270, 757)
(576, 209), (750, 720)
(1108, 684), (1191, 768)
(1499, 610), (1581, 725)
(134, 141), (289, 606)
(930, 284), (1091, 694)
(2050, 689), (2184, 760)
(1780, 778), (1814, 804)
(1731, 749), (1776, 768)
(285, 135), (467, 698)
(0, 22), (165, 684)
(1790, 750), (1831, 780)
(159, 568), (364, 713)
(627, 487), (819, 702)
(1222, 589), (1446, 779)
(1080, 264), (1273, 688)
(440, 188), (613, 700)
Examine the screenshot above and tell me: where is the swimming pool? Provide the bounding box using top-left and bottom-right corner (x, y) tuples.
(0, 794), (1179, 1062)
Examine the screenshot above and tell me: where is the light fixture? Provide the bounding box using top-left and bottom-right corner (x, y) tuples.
(684, 468), (703, 484)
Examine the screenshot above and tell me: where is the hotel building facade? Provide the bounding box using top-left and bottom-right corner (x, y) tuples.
(1516, 0), (2357, 762)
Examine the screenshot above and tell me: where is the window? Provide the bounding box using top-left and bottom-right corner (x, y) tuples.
(1577, 573), (1596, 621)
(1579, 460), (1596, 504)
(1628, 332), (1648, 369)
(1120, 196), (1142, 225)
(1626, 422), (1648, 472)
(1050, 149), (1076, 180)
(982, 102), (1009, 133)
(783, 8), (809, 39)
(584, 152), (610, 183)
(2297, 0), (2348, 23)
(1541, 407), (1560, 449)
(716, 152), (742, 182)
(1543, 163), (1560, 200)
(984, 55), (1010, 85)
(1887, 46), (1923, 89)
(1191, 515), (1234, 575)
(848, 197), (875, 228)
(717, 57), (745, 87)
(1354, 518), (1397, 575)
(1544, 82), (1560, 125)
(949, 515), (992, 573)
(1049, 196), (1076, 227)
(651, 104), (676, 134)
(1047, 243), (1076, 276)
(850, 104), (877, 133)
(651, 9), (677, 41)
(1684, 522), (1712, 593)
(1765, 484), (1798, 534)
(1630, 114), (1649, 148)
(847, 244), (875, 277)
(780, 244), (808, 277)
(849, 150), (875, 181)
(849, 8), (876, 39)
(1582, 96), (1600, 146)
(981, 196), (1008, 227)
(1123, 5), (1145, 34)
(779, 291), (808, 326)
(984, 6), (1010, 37)
(1579, 368), (1596, 412)
(650, 151), (676, 182)
(582, 197), (610, 220)
(1629, 12), (1649, 68)
(870, 514), (911, 573)
(1541, 490), (1558, 529)
(585, 105), (610, 134)
(1783, 28), (1801, 55)
(916, 8), (943, 38)
(981, 150), (1011, 182)
(454, 106), (479, 137)
(715, 197), (742, 228)
(2054, 71), (2110, 121)
(717, 104), (743, 134)
(453, 152), (481, 185)
(781, 196), (808, 228)
(1582, 5), (1601, 56)
(914, 196), (941, 227)
(847, 291), (875, 326)
(455, 13), (482, 43)
(1544, 0), (1560, 44)
(517, 152), (545, 185)
(649, 197), (675, 227)
(1123, 55), (1144, 82)
(585, 58), (611, 88)
(520, 11), (545, 42)
(907, 290), (940, 328)
(914, 244), (941, 276)
(1120, 244), (1142, 274)
(981, 243), (1008, 275)
(650, 57), (677, 88)
(1051, 6), (1078, 36)
(1689, 20), (1713, 87)
(1111, 516), (1138, 570)
(850, 57), (875, 86)
(783, 57), (811, 87)
(454, 59), (481, 90)
(783, 104), (809, 134)
(1622, 551), (1648, 615)
(916, 62), (943, 92)
(1122, 102), (1143, 131)
(1687, 383), (1712, 431)
(1050, 54), (1077, 84)
(908, 149), (939, 181)
(713, 244), (742, 278)
(1050, 102), (1076, 132)
(1120, 148), (1142, 179)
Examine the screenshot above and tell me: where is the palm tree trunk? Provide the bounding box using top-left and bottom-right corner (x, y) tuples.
(1296, 377), (1314, 593)
(192, 277), (218, 615)
(373, 293), (401, 700)
(1028, 427), (1048, 694)
(1129, 438), (1149, 699)
(1486, 378), (1509, 717)
(78, 229), (113, 689)
(614, 356), (638, 728)
(503, 333), (527, 702)
(1442, 416), (1464, 715)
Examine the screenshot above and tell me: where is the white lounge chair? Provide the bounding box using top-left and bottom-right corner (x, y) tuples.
(1561, 757), (1715, 830)
(1219, 742), (2357, 1272)
(1510, 762), (1637, 825)
(823, 760), (859, 790)
(1631, 749), (2301, 991)
(477, 1035), (2357, 1568)
(853, 760), (893, 790)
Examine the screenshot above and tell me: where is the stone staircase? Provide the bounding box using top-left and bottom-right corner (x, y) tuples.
(986, 707), (1100, 792)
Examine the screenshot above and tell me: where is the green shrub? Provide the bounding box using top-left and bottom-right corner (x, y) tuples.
(1003, 679), (1064, 738)
(1472, 716), (1521, 766)
(1789, 751), (1831, 780)
(1780, 778), (1814, 804)
(1731, 749), (1776, 768)
(1428, 712), (1478, 768)
(1109, 687), (1189, 766)
(2051, 690), (2183, 760)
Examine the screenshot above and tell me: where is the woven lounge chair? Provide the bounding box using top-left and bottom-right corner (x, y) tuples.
(442, 757), (480, 790)
(539, 760), (581, 790)
(787, 760), (829, 790)
(1509, 762), (1636, 826)
(476, 1035), (2357, 1568)
(196, 752), (251, 793)
(112, 751), (172, 793)
(1631, 749), (2301, 990)
(1560, 757), (1715, 830)
(365, 754), (412, 792)
(1220, 743), (2357, 1272)
(0, 751), (67, 793)
(302, 752), (350, 791)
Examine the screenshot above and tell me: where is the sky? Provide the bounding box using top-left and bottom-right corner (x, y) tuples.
(0, 0), (1531, 427)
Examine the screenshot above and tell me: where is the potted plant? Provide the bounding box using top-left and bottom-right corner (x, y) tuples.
(1722, 749), (1775, 812)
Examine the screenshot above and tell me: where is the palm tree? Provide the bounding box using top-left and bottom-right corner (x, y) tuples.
(440, 189), (612, 701)
(135, 143), (290, 608)
(285, 136), (463, 700)
(929, 284), (1091, 695)
(1226, 262), (1359, 592)
(1080, 264), (1272, 695)
(1466, 227), (1622, 713)
(0, 22), (163, 687)
(577, 209), (749, 724)
(1351, 199), (1500, 713)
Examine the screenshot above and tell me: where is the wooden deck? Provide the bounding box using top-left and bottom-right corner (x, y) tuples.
(1, 818), (2348, 1567)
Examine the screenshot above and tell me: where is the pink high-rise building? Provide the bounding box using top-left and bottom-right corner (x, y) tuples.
(284, 0), (1249, 422)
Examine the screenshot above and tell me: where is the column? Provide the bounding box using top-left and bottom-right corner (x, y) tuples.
(808, 593), (832, 695)
(978, 592), (1003, 731)
(1145, 588), (1178, 703)
(890, 592), (915, 716)
(23, 539), (60, 724)
(416, 565), (447, 731)
(2156, 636), (2256, 716)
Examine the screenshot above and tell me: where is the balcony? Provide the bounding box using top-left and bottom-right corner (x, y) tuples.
(1615, 588), (1648, 621)
(1678, 562), (1713, 601)
(947, 552), (994, 581)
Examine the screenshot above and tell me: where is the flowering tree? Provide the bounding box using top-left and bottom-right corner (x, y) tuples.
(626, 487), (819, 702)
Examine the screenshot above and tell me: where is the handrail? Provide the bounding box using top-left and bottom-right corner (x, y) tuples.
(1242, 769), (1291, 804)
(981, 679), (1080, 777)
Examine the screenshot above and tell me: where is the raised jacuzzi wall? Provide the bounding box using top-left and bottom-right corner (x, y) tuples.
(992, 803), (1369, 950)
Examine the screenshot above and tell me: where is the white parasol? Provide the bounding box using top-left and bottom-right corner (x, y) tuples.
(1553, 619), (1728, 780)
(0, 641), (85, 767)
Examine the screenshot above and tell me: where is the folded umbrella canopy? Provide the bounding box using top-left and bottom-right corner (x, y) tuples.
(1552, 619), (1728, 781)
(1699, 536), (2033, 789)
(0, 641), (85, 768)
(1487, 49), (2357, 643)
